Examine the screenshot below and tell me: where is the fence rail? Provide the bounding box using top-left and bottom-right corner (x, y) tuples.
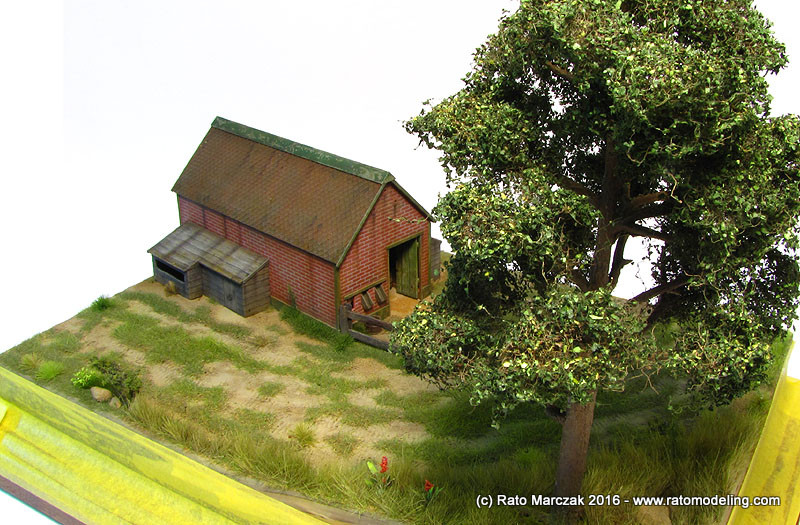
(338, 304), (392, 350)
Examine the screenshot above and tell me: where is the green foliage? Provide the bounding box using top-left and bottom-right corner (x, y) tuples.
(36, 361), (65, 381)
(87, 356), (142, 406)
(71, 366), (106, 389)
(394, 0), (800, 423)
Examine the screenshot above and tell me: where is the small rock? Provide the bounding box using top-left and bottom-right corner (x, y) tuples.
(636, 505), (671, 525)
(109, 397), (122, 409)
(90, 387), (112, 402)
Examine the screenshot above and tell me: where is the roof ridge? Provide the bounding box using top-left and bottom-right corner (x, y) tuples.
(211, 116), (393, 185)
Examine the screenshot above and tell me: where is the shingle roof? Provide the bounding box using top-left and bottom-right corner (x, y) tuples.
(172, 117), (430, 265)
(148, 223), (268, 284)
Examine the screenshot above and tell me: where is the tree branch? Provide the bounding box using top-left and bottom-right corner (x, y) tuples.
(618, 202), (672, 224)
(608, 235), (630, 288)
(617, 223), (673, 243)
(558, 176), (601, 209)
(629, 191), (669, 209)
(546, 61), (575, 82)
(631, 275), (690, 303)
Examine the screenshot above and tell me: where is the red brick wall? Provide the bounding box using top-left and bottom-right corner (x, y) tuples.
(340, 184), (430, 314)
(177, 197), (337, 326)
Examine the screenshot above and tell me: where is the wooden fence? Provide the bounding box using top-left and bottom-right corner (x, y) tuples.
(338, 304), (392, 350)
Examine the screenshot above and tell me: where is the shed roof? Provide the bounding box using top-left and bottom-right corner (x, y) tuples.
(148, 223), (268, 284)
(172, 117), (430, 265)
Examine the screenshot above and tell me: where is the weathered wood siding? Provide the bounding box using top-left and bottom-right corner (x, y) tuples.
(242, 264), (271, 317)
(202, 267), (245, 316)
(152, 257), (203, 299)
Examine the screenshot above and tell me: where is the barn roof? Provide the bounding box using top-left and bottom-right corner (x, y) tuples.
(172, 117), (431, 265)
(148, 222), (268, 284)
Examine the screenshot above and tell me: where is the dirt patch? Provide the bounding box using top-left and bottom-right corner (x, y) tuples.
(147, 362), (182, 387)
(339, 358), (438, 397)
(349, 389), (383, 409)
(78, 321), (129, 356)
(307, 417), (429, 465)
(53, 316), (86, 335)
(197, 361), (265, 409)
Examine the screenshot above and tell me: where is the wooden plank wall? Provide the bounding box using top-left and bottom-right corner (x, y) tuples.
(201, 267), (245, 316)
(243, 264), (271, 317)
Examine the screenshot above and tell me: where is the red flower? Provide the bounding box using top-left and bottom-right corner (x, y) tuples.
(380, 456), (388, 474)
(424, 479), (434, 492)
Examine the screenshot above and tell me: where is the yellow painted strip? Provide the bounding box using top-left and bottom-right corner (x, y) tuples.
(728, 339), (800, 525)
(0, 367), (326, 525)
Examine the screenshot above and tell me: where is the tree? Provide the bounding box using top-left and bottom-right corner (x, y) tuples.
(390, 0), (800, 520)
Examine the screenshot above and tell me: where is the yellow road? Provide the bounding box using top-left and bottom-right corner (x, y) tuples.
(0, 366), (326, 525)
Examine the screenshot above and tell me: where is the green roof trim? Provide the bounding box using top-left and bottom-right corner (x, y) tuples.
(212, 116), (393, 184)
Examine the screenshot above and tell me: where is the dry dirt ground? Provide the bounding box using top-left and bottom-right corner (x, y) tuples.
(52, 279), (440, 467)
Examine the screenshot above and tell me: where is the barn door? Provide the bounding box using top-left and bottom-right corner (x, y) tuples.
(396, 238), (419, 299)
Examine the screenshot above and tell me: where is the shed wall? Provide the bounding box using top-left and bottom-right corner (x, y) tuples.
(242, 264), (271, 317)
(202, 267), (245, 316)
(340, 184), (430, 315)
(178, 197), (337, 326)
(152, 258), (203, 299)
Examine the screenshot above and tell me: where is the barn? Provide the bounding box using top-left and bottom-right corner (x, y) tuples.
(149, 116), (437, 327)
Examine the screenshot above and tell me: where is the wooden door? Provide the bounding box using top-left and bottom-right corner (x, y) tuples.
(396, 238), (419, 299)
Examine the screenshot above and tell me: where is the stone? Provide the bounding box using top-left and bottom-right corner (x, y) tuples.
(90, 386), (113, 402)
(109, 397), (122, 409)
(636, 505), (671, 525)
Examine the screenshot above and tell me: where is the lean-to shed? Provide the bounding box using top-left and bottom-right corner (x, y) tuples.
(150, 117), (435, 326)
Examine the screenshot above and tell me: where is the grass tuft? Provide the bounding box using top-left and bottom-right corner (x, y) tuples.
(90, 295), (114, 312)
(289, 423), (316, 449)
(19, 353), (43, 372)
(36, 361), (65, 381)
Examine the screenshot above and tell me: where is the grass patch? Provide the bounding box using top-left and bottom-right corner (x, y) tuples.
(119, 291), (251, 339)
(257, 381), (285, 398)
(305, 399), (398, 427)
(294, 340), (403, 371)
(112, 311), (265, 375)
(276, 302), (352, 350)
(325, 432), (359, 456)
(233, 408), (276, 430)
(1, 282), (791, 525)
(160, 378), (227, 410)
(36, 361), (65, 381)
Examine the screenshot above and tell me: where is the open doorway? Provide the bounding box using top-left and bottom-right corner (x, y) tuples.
(389, 237), (419, 299)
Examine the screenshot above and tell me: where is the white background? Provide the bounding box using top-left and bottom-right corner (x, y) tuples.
(0, 1), (797, 354)
(0, 2), (798, 521)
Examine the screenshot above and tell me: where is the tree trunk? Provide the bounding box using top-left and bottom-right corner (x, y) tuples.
(553, 391), (598, 523)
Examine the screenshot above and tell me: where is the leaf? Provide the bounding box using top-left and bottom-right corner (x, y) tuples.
(367, 461), (378, 475)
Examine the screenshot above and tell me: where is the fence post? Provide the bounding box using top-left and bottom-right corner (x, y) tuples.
(338, 304), (352, 333)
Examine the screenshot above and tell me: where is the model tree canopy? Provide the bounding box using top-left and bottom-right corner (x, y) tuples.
(391, 0), (800, 514)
